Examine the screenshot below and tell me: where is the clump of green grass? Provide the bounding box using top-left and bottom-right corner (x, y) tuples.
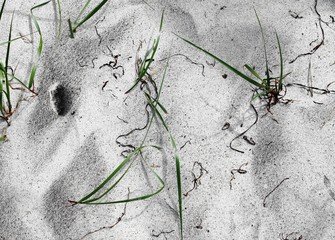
(71, 12), (184, 239)
(176, 9), (289, 108)
(68, 0), (109, 38)
(0, 1), (49, 121)
(0, 5), (15, 119)
(125, 14), (164, 94)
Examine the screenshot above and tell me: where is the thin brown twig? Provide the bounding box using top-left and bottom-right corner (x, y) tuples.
(80, 188), (131, 240)
(289, 0), (324, 64)
(180, 140), (191, 150)
(159, 53), (205, 77)
(229, 104), (258, 154)
(263, 177), (289, 207)
(229, 162), (248, 190)
(183, 162), (208, 197)
(152, 230), (175, 239)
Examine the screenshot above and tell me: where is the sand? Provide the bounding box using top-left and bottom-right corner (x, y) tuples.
(1, 0), (335, 239)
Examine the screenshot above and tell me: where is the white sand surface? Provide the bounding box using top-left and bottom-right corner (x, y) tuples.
(1, 0), (335, 239)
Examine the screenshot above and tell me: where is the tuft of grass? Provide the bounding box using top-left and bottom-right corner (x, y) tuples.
(0, 8), (17, 119)
(125, 13), (164, 94)
(72, 11), (184, 239)
(68, 0), (109, 38)
(176, 10), (289, 107)
(1, 11), (15, 115)
(0, 1), (49, 120)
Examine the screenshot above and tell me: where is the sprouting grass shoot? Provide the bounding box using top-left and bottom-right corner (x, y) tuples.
(71, 11), (184, 239)
(176, 9), (290, 108)
(68, 0), (109, 38)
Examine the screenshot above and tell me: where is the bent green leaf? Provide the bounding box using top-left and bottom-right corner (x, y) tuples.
(175, 34), (264, 89)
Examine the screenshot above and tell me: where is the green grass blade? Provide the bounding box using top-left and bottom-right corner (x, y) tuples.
(0, 0), (6, 22)
(145, 93), (167, 114)
(244, 64), (262, 81)
(159, 9), (164, 32)
(282, 72), (290, 80)
(254, 8), (270, 86)
(136, 38), (160, 87)
(251, 90), (267, 101)
(141, 37), (160, 78)
(0, 62), (5, 71)
(166, 131), (183, 239)
(145, 93), (169, 131)
(244, 64), (269, 88)
(125, 46), (154, 93)
(144, 64), (183, 239)
(141, 48), (183, 239)
(0, 65), (35, 93)
(141, 58), (169, 146)
(28, 65), (37, 89)
(5, 12), (13, 82)
(124, 78), (140, 94)
(175, 154), (183, 240)
(68, 19), (74, 38)
(77, 145), (165, 205)
(29, 1), (50, 89)
(56, 0), (62, 38)
(73, 0), (108, 33)
(149, 104), (183, 239)
(149, 144), (163, 150)
(80, 142), (166, 203)
(0, 69), (31, 92)
(275, 32), (283, 92)
(144, 52), (183, 238)
(82, 164), (165, 205)
(0, 31), (37, 46)
(73, 0), (92, 25)
(77, 144), (164, 204)
(3, 91), (9, 101)
(31, 1), (50, 55)
(81, 159), (135, 203)
(176, 34), (264, 89)
(154, 98), (167, 114)
(78, 146), (144, 203)
(4, 11), (14, 112)
(125, 37), (161, 94)
(0, 67), (3, 116)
